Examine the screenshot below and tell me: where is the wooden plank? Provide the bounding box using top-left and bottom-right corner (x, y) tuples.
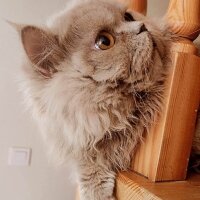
(116, 171), (200, 200)
(133, 52), (200, 181)
(116, 173), (161, 200)
(75, 172), (200, 199)
(131, 0), (200, 182)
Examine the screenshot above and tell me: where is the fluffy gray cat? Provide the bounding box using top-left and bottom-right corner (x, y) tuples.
(18, 0), (173, 199)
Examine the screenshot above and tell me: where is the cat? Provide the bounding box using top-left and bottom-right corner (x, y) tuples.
(18, 0), (173, 199)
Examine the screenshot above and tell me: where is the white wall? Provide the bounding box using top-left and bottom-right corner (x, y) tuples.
(0, 0), (76, 200)
(0, 0), (168, 200)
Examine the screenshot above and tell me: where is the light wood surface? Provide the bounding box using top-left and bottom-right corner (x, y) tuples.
(116, 173), (161, 200)
(116, 171), (200, 200)
(118, 0), (147, 15)
(166, 0), (200, 40)
(171, 40), (198, 55)
(131, 0), (200, 182)
(133, 52), (200, 181)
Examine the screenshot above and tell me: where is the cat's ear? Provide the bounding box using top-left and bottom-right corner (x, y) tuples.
(21, 26), (65, 78)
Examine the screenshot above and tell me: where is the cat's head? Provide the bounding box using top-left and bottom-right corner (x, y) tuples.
(20, 0), (171, 92)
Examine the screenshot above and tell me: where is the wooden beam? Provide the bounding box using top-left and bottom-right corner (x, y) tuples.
(132, 0), (200, 181)
(116, 173), (161, 200)
(116, 171), (200, 200)
(133, 52), (200, 181)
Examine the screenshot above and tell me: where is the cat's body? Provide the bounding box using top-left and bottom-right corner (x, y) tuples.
(19, 0), (172, 199)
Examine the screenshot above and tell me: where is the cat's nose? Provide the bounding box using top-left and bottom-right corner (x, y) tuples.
(138, 24), (147, 34)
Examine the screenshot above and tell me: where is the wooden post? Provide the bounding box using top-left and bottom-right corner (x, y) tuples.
(132, 0), (200, 181)
(166, 0), (200, 40)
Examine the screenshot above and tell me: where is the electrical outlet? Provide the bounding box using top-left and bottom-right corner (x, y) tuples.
(8, 147), (31, 166)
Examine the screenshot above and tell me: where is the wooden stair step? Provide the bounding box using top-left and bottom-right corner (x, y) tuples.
(116, 171), (200, 200)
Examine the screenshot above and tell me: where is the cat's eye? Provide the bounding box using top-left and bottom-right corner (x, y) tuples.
(124, 12), (135, 22)
(95, 32), (115, 50)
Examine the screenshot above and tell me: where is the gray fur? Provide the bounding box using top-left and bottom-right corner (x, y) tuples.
(19, 0), (173, 199)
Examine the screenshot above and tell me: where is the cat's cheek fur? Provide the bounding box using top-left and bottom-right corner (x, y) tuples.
(71, 52), (95, 76)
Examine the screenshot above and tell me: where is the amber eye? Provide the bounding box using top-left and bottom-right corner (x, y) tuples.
(95, 32), (115, 50)
(124, 12), (135, 22)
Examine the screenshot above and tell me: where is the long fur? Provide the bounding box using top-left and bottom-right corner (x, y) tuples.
(18, 0), (173, 199)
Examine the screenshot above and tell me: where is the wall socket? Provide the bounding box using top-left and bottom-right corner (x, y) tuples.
(8, 147), (31, 166)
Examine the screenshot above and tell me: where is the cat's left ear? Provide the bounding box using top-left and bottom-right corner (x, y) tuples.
(20, 25), (65, 78)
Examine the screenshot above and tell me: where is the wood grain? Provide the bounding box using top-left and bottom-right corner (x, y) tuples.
(171, 40), (198, 55)
(116, 174), (161, 200)
(118, 0), (147, 15)
(133, 52), (200, 181)
(130, 0), (200, 182)
(116, 171), (200, 200)
(166, 0), (200, 40)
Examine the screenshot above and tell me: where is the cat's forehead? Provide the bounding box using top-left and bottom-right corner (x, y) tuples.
(75, 1), (124, 18)
(49, 0), (126, 36)
(71, 1), (125, 29)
